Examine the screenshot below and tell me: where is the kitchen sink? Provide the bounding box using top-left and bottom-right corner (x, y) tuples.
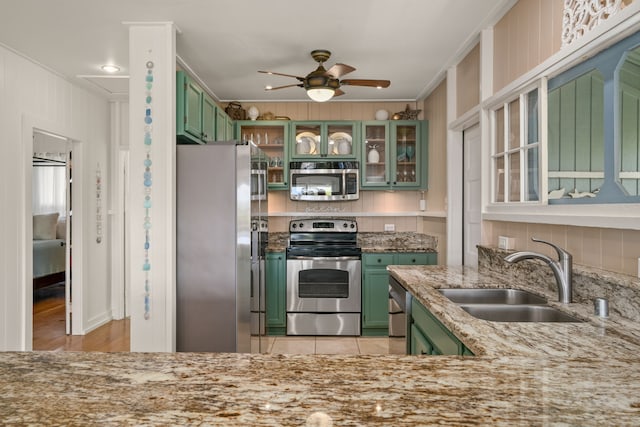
(458, 304), (584, 323)
(437, 288), (547, 305)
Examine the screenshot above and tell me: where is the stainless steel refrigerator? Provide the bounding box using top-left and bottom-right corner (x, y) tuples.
(176, 141), (268, 353)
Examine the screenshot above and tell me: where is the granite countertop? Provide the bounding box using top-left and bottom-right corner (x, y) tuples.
(387, 265), (640, 357)
(266, 232), (437, 253)
(3, 265), (640, 424)
(2, 351), (640, 425)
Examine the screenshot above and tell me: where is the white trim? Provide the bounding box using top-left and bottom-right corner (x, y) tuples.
(619, 172), (640, 178)
(548, 171), (605, 178)
(484, 203), (640, 230)
(446, 66), (464, 265)
(450, 105), (480, 131)
(22, 114), (85, 348)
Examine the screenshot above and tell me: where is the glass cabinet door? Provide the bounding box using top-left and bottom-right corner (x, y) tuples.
(292, 122), (321, 158)
(392, 122), (420, 187)
(327, 122), (355, 157)
(291, 121), (357, 158)
(238, 121), (288, 188)
(362, 122), (389, 186)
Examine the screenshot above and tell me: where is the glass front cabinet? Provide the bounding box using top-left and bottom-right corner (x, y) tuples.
(290, 121), (358, 159)
(236, 121), (289, 189)
(361, 120), (427, 190)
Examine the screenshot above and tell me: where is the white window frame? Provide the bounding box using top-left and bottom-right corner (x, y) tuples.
(488, 79), (546, 205)
(480, 2), (640, 230)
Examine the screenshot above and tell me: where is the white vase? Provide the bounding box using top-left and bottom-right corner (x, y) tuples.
(248, 106), (259, 121)
(368, 146), (380, 163)
(375, 109), (389, 120)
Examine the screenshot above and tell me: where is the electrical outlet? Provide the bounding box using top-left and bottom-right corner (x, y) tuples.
(498, 236), (515, 250)
(384, 224), (395, 232)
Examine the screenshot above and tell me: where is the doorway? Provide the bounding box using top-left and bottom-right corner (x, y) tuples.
(463, 124), (482, 266)
(31, 130), (72, 348)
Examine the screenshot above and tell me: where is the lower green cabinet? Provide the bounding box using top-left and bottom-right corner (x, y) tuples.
(265, 251), (286, 335)
(410, 297), (473, 356)
(361, 252), (437, 336)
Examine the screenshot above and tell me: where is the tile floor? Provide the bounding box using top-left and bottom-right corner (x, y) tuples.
(257, 336), (404, 355)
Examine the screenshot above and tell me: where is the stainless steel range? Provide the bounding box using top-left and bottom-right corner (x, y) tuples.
(286, 218), (361, 336)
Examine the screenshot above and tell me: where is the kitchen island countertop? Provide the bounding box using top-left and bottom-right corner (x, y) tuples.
(3, 265), (640, 425)
(1, 350), (640, 425)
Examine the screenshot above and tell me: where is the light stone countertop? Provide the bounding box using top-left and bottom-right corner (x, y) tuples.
(1, 351), (640, 425)
(387, 265), (640, 357)
(267, 232), (438, 253)
(3, 265), (640, 425)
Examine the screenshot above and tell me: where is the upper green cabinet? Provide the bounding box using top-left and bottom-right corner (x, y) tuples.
(237, 121), (290, 189)
(361, 121), (428, 190)
(177, 71), (231, 144)
(291, 121), (358, 159)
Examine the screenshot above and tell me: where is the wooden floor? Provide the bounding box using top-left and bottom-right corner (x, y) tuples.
(33, 284), (130, 352)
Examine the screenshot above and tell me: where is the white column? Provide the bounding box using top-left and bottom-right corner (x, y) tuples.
(127, 22), (176, 352)
(446, 66), (463, 265)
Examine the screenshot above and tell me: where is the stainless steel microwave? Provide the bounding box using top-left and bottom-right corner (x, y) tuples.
(289, 161), (359, 201)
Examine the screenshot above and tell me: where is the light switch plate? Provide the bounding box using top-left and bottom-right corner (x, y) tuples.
(384, 224), (395, 232)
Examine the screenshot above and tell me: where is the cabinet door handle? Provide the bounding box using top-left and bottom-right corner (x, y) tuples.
(377, 259), (382, 263)
(412, 258), (416, 263)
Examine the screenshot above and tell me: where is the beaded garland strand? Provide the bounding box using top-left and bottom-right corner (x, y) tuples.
(143, 61), (154, 320)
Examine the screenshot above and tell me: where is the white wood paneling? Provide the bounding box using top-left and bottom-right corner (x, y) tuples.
(0, 44), (111, 350)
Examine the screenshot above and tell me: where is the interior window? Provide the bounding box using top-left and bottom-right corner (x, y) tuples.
(547, 69), (604, 199)
(546, 29), (640, 204)
(619, 44), (640, 196)
(491, 87), (540, 203)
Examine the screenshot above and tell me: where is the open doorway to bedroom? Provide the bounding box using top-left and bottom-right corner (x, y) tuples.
(31, 130), (72, 350)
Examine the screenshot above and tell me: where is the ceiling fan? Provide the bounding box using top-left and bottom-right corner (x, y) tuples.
(259, 49), (391, 102)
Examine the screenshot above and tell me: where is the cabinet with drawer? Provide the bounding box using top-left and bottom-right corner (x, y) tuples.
(361, 252), (436, 336)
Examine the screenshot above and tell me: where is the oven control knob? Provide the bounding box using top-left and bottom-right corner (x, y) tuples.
(299, 222), (304, 228)
(350, 223), (355, 229)
(291, 223), (297, 229)
(343, 222), (348, 228)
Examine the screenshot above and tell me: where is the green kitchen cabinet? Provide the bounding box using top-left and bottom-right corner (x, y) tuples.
(409, 297), (473, 356)
(177, 71), (230, 144)
(361, 252), (437, 336)
(290, 121), (359, 159)
(361, 120), (428, 190)
(177, 71), (211, 144)
(236, 121), (290, 189)
(265, 251), (286, 335)
(216, 107), (230, 140)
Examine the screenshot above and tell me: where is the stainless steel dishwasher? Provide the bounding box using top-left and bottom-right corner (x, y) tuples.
(389, 276), (411, 354)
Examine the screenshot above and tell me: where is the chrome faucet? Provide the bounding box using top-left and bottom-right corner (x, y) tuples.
(504, 237), (573, 303)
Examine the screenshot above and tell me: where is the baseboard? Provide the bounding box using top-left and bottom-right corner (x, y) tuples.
(84, 311), (113, 335)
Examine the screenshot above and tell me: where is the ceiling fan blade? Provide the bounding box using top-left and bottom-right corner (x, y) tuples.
(266, 83), (304, 91)
(324, 63), (356, 79)
(258, 70), (304, 80)
(340, 79), (390, 88)
(334, 88), (345, 97)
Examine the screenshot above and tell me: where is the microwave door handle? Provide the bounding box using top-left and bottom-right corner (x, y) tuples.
(342, 170), (346, 196)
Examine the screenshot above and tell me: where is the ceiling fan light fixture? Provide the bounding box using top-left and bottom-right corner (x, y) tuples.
(306, 87), (334, 102)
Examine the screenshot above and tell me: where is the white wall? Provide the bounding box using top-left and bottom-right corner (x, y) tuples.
(0, 44), (112, 350)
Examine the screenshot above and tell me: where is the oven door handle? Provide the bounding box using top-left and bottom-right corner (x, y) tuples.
(286, 255), (361, 261)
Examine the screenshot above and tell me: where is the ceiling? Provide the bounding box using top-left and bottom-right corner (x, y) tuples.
(0, 0), (514, 102)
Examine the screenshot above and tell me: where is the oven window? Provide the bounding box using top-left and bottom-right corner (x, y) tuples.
(291, 173), (341, 197)
(298, 269), (349, 298)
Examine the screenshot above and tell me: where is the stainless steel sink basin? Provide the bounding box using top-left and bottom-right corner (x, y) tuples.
(437, 288), (547, 305)
(458, 304), (583, 323)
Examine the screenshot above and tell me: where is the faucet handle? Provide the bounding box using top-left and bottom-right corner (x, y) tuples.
(531, 237), (572, 261)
